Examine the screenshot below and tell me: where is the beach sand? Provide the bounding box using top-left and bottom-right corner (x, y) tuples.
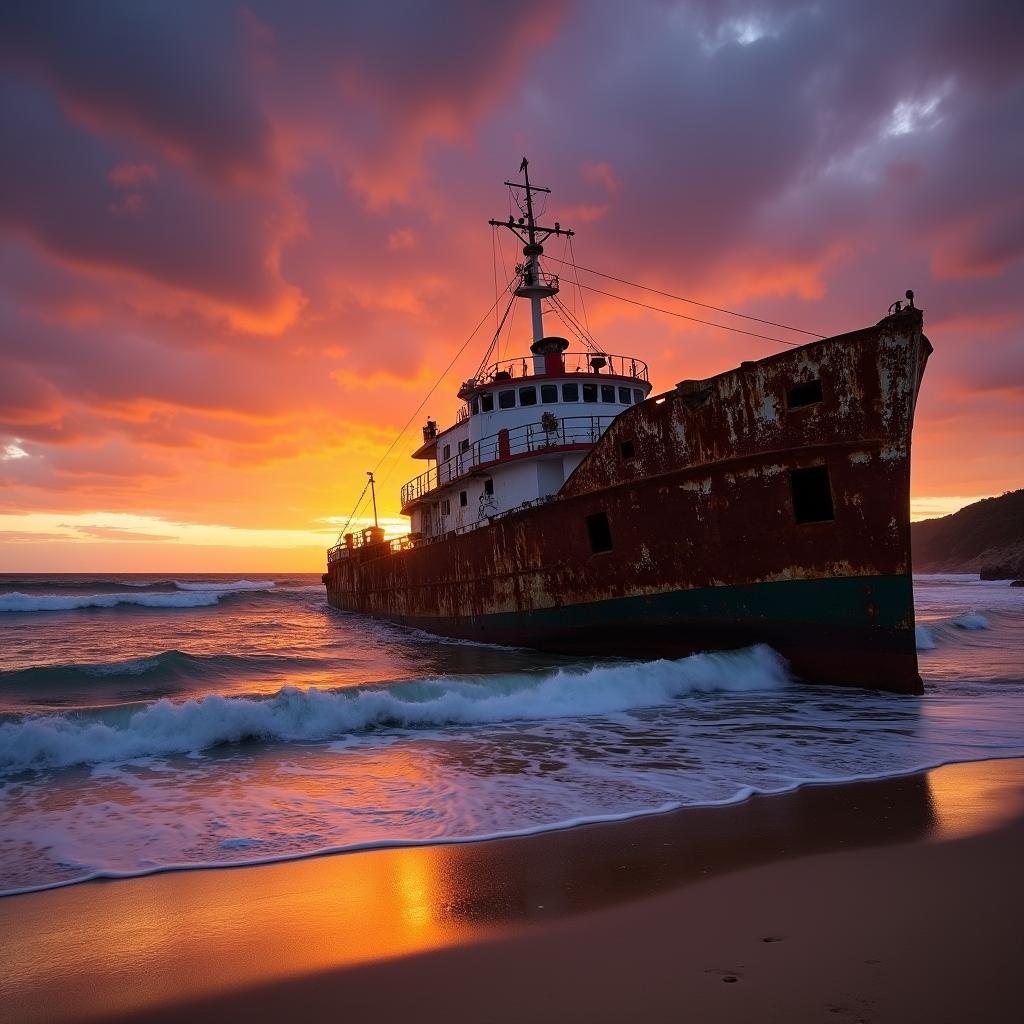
(3, 757), (1023, 1023)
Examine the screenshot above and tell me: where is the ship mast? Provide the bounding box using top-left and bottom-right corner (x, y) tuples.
(488, 157), (574, 343)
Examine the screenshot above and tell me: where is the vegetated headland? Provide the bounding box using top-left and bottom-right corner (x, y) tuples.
(912, 489), (1024, 580)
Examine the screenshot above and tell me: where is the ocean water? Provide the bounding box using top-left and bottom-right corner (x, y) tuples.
(0, 572), (1022, 896)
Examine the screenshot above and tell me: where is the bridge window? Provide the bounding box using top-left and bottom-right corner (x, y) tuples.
(484, 478), (494, 495)
(470, 397), (479, 415)
(585, 511), (613, 553)
(541, 384), (558, 404)
(790, 465), (835, 524)
(498, 389), (516, 409)
(442, 443), (451, 462)
(633, 389), (644, 404)
(562, 383), (579, 402)
(601, 385), (616, 403)
(787, 379), (823, 410)
(582, 383), (598, 403)
(519, 386), (537, 406)
(459, 490), (468, 507)
(618, 386), (633, 404)
(481, 392), (494, 412)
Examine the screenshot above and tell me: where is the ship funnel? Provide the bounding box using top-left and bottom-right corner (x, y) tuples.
(529, 336), (570, 355)
(530, 335), (570, 375)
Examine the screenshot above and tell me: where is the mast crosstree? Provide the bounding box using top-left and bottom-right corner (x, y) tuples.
(489, 157), (574, 343)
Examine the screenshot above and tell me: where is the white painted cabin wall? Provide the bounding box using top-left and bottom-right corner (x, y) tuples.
(405, 369), (651, 541)
(536, 456), (566, 497)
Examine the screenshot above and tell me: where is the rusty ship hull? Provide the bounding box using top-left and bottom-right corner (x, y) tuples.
(326, 309), (931, 694)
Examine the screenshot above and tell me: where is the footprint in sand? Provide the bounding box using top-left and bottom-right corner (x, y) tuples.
(704, 968), (743, 984)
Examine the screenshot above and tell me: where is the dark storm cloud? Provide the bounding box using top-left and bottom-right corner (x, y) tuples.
(512, 0), (1024, 291)
(0, 73), (299, 314)
(0, 0), (273, 181)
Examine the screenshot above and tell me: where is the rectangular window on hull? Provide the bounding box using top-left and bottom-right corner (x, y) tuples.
(442, 444), (451, 462)
(484, 478), (494, 495)
(481, 393), (494, 412)
(585, 511), (613, 553)
(470, 397), (479, 415)
(459, 490), (468, 507)
(790, 465), (835, 523)
(498, 389), (516, 409)
(519, 386), (537, 406)
(787, 379), (823, 410)
(541, 384), (558, 404)
(459, 438), (469, 452)
(441, 499), (451, 516)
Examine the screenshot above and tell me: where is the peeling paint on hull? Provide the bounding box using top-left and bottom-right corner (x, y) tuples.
(326, 309), (932, 695)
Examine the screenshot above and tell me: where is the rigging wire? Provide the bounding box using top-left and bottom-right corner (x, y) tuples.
(545, 253), (825, 339)
(333, 475), (372, 546)
(567, 237), (591, 337)
(574, 281), (801, 347)
(501, 288), (518, 365)
(473, 286), (518, 380)
(560, 234), (573, 316)
(548, 293), (597, 351)
(491, 227), (500, 333)
(553, 293), (597, 348)
(495, 231), (511, 362)
(334, 282), (517, 544)
(547, 302), (593, 352)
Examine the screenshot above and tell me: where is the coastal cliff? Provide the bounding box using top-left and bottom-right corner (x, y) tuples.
(912, 489), (1024, 579)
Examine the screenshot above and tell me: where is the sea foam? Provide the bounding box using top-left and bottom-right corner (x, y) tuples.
(0, 645), (789, 773)
(916, 611), (993, 650)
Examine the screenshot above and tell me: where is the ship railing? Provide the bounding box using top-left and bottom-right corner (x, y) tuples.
(516, 270), (560, 292)
(476, 351), (649, 386)
(401, 414), (615, 508)
(328, 531), (416, 564)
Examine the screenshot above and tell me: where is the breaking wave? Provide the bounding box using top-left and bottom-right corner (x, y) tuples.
(0, 591), (227, 613)
(916, 611), (992, 651)
(0, 645), (789, 773)
(172, 580), (276, 592)
(0, 649), (327, 690)
(0, 580), (317, 613)
(0, 577), (280, 592)
(0, 591), (229, 613)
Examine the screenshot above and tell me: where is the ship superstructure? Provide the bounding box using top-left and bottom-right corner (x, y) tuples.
(325, 162), (931, 695)
(403, 159), (651, 540)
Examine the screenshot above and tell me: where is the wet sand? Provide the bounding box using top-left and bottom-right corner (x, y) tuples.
(3, 757), (1023, 1023)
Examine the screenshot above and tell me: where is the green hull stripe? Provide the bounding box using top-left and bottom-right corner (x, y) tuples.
(439, 574), (916, 633)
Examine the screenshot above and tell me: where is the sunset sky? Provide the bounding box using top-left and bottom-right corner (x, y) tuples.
(1, 0), (1021, 571)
